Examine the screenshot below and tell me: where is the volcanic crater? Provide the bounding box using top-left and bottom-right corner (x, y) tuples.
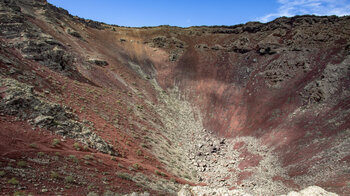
(0, 0), (349, 195)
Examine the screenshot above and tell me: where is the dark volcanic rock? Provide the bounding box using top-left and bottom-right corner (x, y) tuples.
(66, 28), (82, 38)
(0, 77), (116, 155)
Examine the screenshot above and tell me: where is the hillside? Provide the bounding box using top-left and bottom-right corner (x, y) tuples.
(0, 0), (349, 195)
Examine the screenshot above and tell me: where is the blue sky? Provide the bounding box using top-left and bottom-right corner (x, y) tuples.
(48, 0), (350, 27)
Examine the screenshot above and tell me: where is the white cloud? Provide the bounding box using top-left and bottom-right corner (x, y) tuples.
(259, 0), (350, 23)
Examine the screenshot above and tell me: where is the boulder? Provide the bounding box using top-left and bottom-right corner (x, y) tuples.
(87, 58), (109, 66)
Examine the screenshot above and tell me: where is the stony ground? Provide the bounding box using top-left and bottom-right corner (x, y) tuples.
(178, 185), (338, 196)
(143, 81), (340, 195)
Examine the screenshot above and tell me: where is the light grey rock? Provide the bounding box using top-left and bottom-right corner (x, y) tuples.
(178, 186), (253, 196)
(87, 192), (99, 196)
(281, 186), (338, 196)
(87, 58), (109, 66)
(34, 115), (54, 126)
(177, 185), (192, 196)
(178, 185), (338, 196)
(125, 192), (150, 196)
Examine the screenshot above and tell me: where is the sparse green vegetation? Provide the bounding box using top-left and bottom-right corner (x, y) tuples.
(155, 170), (167, 177)
(68, 155), (79, 163)
(141, 143), (147, 148)
(50, 171), (60, 179)
(8, 177), (19, 185)
(87, 184), (94, 191)
(110, 156), (116, 161)
(64, 175), (74, 183)
(0, 171), (5, 177)
(84, 154), (94, 160)
(73, 142), (81, 151)
(37, 152), (45, 157)
(79, 106), (86, 113)
(116, 172), (132, 181)
(118, 163), (125, 168)
(52, 138), (60, 147)
(29, 143), (37, 148)
(13, 192), (26, 196)
(131, 163), (141, 170)
(136, 149), (142, 156)
(83, 145), (89, 151)
(17, 161), (26, 168)
(52, 155), (59, 161)
(128, 166), (135, 171)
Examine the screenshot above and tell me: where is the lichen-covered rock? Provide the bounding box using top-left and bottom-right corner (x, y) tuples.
(0, 0), (90, 82)
(224, 37), (252, 53)
(0, 77), (116, 155)
(146, 36), (186, 61)
(146, 36), (184, 49)
(300, 58), (350, 105)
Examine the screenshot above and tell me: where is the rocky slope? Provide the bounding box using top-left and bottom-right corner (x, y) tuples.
(0, 0), (349, 195)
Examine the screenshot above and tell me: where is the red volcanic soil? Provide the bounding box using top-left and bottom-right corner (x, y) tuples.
(0, 115), (152, 195)
(0, 114), (193, 195)
(237, 149), (262, 170)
